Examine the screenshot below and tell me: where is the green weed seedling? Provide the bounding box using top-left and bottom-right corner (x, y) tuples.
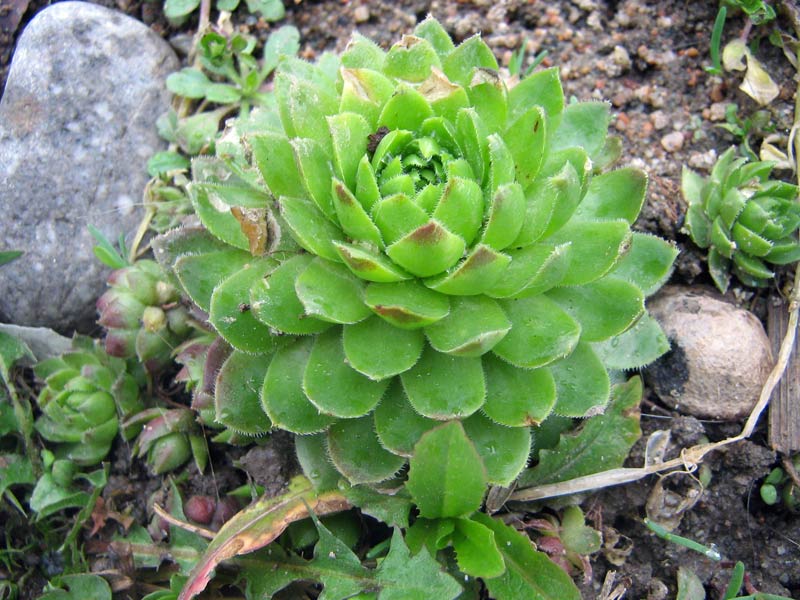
(648, 519), (794, 600)
(760, 455), (800, 511)
(163, 0), (285, 27)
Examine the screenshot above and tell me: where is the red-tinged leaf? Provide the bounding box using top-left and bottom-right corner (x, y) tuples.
(179, 475), (350, 600)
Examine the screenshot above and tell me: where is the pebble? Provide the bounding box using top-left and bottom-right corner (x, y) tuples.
(353, 5), (370, 23)
(688, 149), (717, 170)
(707, 101), (728, 122)
(645, 286), (773, 421)
(0, 3), (177, 333)
(650, 110), (670, 130)
(660, 131), (684, 152)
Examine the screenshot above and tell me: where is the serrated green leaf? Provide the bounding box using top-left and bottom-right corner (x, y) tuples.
(593, 313), (670, 370)
(507, 67), (564, 123)
(245, 0), (285, 20)
(374, 381), (438, 457)
(328, 112), (372, 190)
(708, 248), (731, 293)
(274, 72), (337, 153)
(610, 232), (677, 296)
(210, 258), (281, 353)
(483, 354), (556, 427)
(304, 328), (389, 418)
(372, 193), (430, 245)
(455, 108), (489, 187)
(505, 106), (546, 190)
(431, 177), (484, 245)
(333, 241), (413, 283)
(414, 16), (456, 58)
(401, 346), (485, 419)
(38, 574), (112, 600)
(550, 342), (610, 417)
(424, 296), (510, 357)
(378, 83), (434, 131)
(215, 350), (271, 435)
(176, 109), (225, 155)
(560, 505), (601, 555)
(343, 316), (425, 380)
(147, 151), (190, 177)
(0, 454), (35, 499)
(407, 421), (487, 518)
(732, 223), (772, 257)
(488, 243), (572, 299)
(493, 295), (581, 369)
(481, 183), (526, 251)
(250, 255), (333, 335)
(550, 101), (610, 159)
(332, 179), (384, 246)
(518, 377), (642, 488)
(328, 416), (406, 484)
(190, 185), (251, 251)
(386, 221), (466, 277)
(291, 137), (336, 220)
(343, 484), (413, 529)
(262, 25), (301, 73)
(514, 160), (581, 247)
(262, 338), (335, 434)
(250, 132), (305, 199)
(462, 412), (531, 486)
(295, 258), (371, 324)
(733, 250), (773, 279)
(547, 277), (644, 342)
(452, 517), (506, 578)
(365, 280), (450, 329)
(175, 249), (252, 312)
(573, 167), (647, 224)
(442, 35), (498, 87)
(384, 36), (442, 82)
(279, 195), (345, 262)
(475, 512), (581, 600)
(296, 433), (341, 491)
(547, 219), (631, 286)
(486, 130), (515, 192)
(164, 0), (200, 20)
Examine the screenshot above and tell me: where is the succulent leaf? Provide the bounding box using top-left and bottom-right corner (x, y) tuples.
(327, 416), (405, 484)
(215, 350), (272, 435)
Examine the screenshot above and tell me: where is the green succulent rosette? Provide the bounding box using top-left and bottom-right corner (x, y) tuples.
(97, 259), (193, 371)
(682, 147), (800, 293)
(155, 18), (677, 488)
(34, 337), (143, 466)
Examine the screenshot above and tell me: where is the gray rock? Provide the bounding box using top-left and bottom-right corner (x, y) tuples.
(0, 2), (177, 333)
(645, 286), (773, 421)
(0, 324), (72, 365)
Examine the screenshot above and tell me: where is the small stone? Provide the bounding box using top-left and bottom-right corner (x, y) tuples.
(0, 3), (177, 333)
(353, 5), (370, 23)
(688, 149), (717, 170)
(660, 131), (684, 152)
(184, 495), (216, 525)
(611, 45), (631, 71)
(645, 286), (773, 421)
(650, 110), (670, 130)
(708, 101), (728, 122)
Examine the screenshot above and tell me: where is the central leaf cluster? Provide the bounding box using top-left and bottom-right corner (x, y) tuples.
(159, 17), (678, 489)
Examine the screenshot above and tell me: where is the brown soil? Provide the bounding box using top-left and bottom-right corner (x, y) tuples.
(2, 0), (799, 598)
